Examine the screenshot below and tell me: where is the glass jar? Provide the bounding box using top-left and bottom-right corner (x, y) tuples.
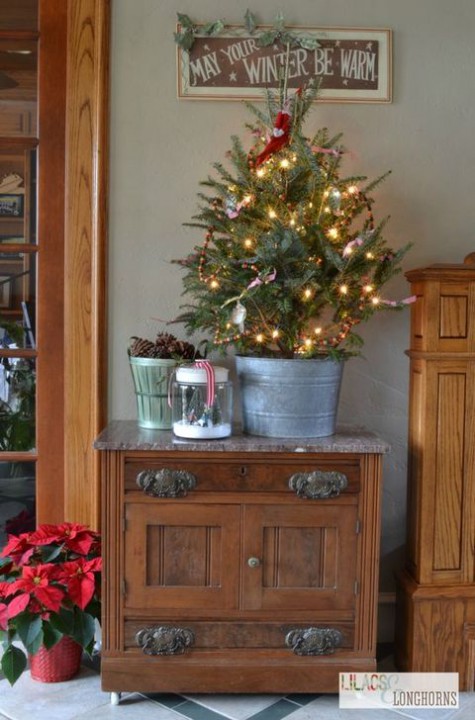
(171, 364), (232, 439)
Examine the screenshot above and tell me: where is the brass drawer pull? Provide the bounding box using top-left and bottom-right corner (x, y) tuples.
(136, 468), (197, 498)
(285, 627), (343, 656)
(289, 470), (348, 499)
(136, 625), (195, 655)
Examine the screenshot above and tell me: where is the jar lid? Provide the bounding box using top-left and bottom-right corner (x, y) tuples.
(176, 364), (229, 384)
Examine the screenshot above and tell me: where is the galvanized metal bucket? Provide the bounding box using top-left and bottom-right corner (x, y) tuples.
(235, 355), (344, 438)
(129, 357), (177, 429)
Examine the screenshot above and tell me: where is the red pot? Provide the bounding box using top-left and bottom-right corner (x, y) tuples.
(29, 636), (82, 683)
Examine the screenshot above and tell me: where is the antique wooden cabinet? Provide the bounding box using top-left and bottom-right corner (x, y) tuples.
(395, 255), (475, 690)
(95, 421), (388, 699)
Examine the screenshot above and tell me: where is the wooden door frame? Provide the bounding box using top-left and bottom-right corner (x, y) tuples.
(63, 0), (110, 528)
(0, 1), (108, 530)
(36, 0), (67, 523)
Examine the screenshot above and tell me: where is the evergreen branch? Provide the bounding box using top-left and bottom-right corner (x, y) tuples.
(244, 100), (272, 127)
(211, 162), (240, 185)
(362, 170), (392, 194)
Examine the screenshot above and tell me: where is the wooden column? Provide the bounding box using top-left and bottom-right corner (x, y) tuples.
(395, 254), (475, 690)
(64, 0), (110, 528)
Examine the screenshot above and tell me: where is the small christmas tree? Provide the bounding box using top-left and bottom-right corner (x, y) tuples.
(175, 80), (412, 359)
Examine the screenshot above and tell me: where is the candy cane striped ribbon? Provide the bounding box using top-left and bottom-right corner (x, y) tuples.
(195, 360), (215, 408)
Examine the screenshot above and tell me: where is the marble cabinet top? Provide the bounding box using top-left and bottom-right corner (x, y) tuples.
(94, 420), (390, 454)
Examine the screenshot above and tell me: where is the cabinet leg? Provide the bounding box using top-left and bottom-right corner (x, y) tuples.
(110, 692), (121, 705)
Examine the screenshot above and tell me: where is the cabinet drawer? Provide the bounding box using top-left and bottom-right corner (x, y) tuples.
(125, 456), (360, 495)
(125, 619), (355, 653)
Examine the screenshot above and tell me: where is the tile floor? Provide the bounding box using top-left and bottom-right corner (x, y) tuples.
(1, 651), (474, 720)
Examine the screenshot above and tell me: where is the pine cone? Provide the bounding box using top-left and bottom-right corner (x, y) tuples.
(173, 339), (198, 360)
(153, 332), (180, 357)
(128, 332), (200, 360)
(128, 337), (156, 357)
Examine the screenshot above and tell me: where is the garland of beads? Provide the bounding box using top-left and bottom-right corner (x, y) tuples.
(212, 311), (368, 353)
(335, 187), (375, 235)
(303, 316), (362, 353)
(214, 330), (246, 347)
(198, 227), (219, 284)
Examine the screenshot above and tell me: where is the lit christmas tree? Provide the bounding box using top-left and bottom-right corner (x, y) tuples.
(175, 81), (412, 359)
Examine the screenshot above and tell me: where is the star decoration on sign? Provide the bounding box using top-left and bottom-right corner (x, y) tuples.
(204, 44), (210, 51)
(229, 72), (237, 82)
(366, 42), (373, 50)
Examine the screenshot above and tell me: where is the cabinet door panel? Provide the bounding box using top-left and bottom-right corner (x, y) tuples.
(242, 504), (358, 611)
(125, 503), (240, 610)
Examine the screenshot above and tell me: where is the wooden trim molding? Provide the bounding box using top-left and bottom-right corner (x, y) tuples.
(64, 0), (110, 528)
(36, 0), (67, 523)
(464, 623), (475, 692)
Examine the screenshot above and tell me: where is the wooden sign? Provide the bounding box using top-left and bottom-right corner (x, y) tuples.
(177, 27), (392, 103)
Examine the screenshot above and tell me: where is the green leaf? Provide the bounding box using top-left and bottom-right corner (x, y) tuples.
(50, 607), (74, 635)
(84, 637), (95, 657)
(71, 610), (95, 650)
(177, 13), (194, 29)
(257, 30), (279, 47)
(174, 28), (195, 51)
(1, 645), (27, 686)
(244, 9), (257, 34)
(0, 557), (12, 571)
(202, 20), (224, 36)
(299, 36), (319, 50)
(274, 12), (285, 31)
(40, 544), (62, 562)
(280, 32), (300, 48)
(84, 597), (101, 621)
(42, 623), (62, 650)
(15, 614), (43, 654)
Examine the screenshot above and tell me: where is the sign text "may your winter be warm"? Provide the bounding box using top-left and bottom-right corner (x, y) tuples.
(178, 28), (392, 102)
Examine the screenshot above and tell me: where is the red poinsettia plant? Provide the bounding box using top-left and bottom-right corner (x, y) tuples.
(0, 522), (101, 685)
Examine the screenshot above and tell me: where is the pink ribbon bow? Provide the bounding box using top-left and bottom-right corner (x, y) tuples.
(312, 145), (341, 157)
(343, 238), (364, 256)
(247, 269), (277, 290)
(225, 195), (252, 219)
(381, 295), (417, 307)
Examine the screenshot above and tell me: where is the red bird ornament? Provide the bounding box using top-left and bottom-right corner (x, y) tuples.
(255, 106), (291, 166)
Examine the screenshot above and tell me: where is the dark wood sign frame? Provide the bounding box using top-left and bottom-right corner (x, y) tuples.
(177, 26), (392, 103)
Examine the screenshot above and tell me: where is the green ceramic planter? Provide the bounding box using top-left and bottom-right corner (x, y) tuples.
(129, 357), (176, 429)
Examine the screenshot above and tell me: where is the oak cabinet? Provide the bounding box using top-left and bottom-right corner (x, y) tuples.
(395, 255), (475, 690)
(96, 421), (388, 695)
